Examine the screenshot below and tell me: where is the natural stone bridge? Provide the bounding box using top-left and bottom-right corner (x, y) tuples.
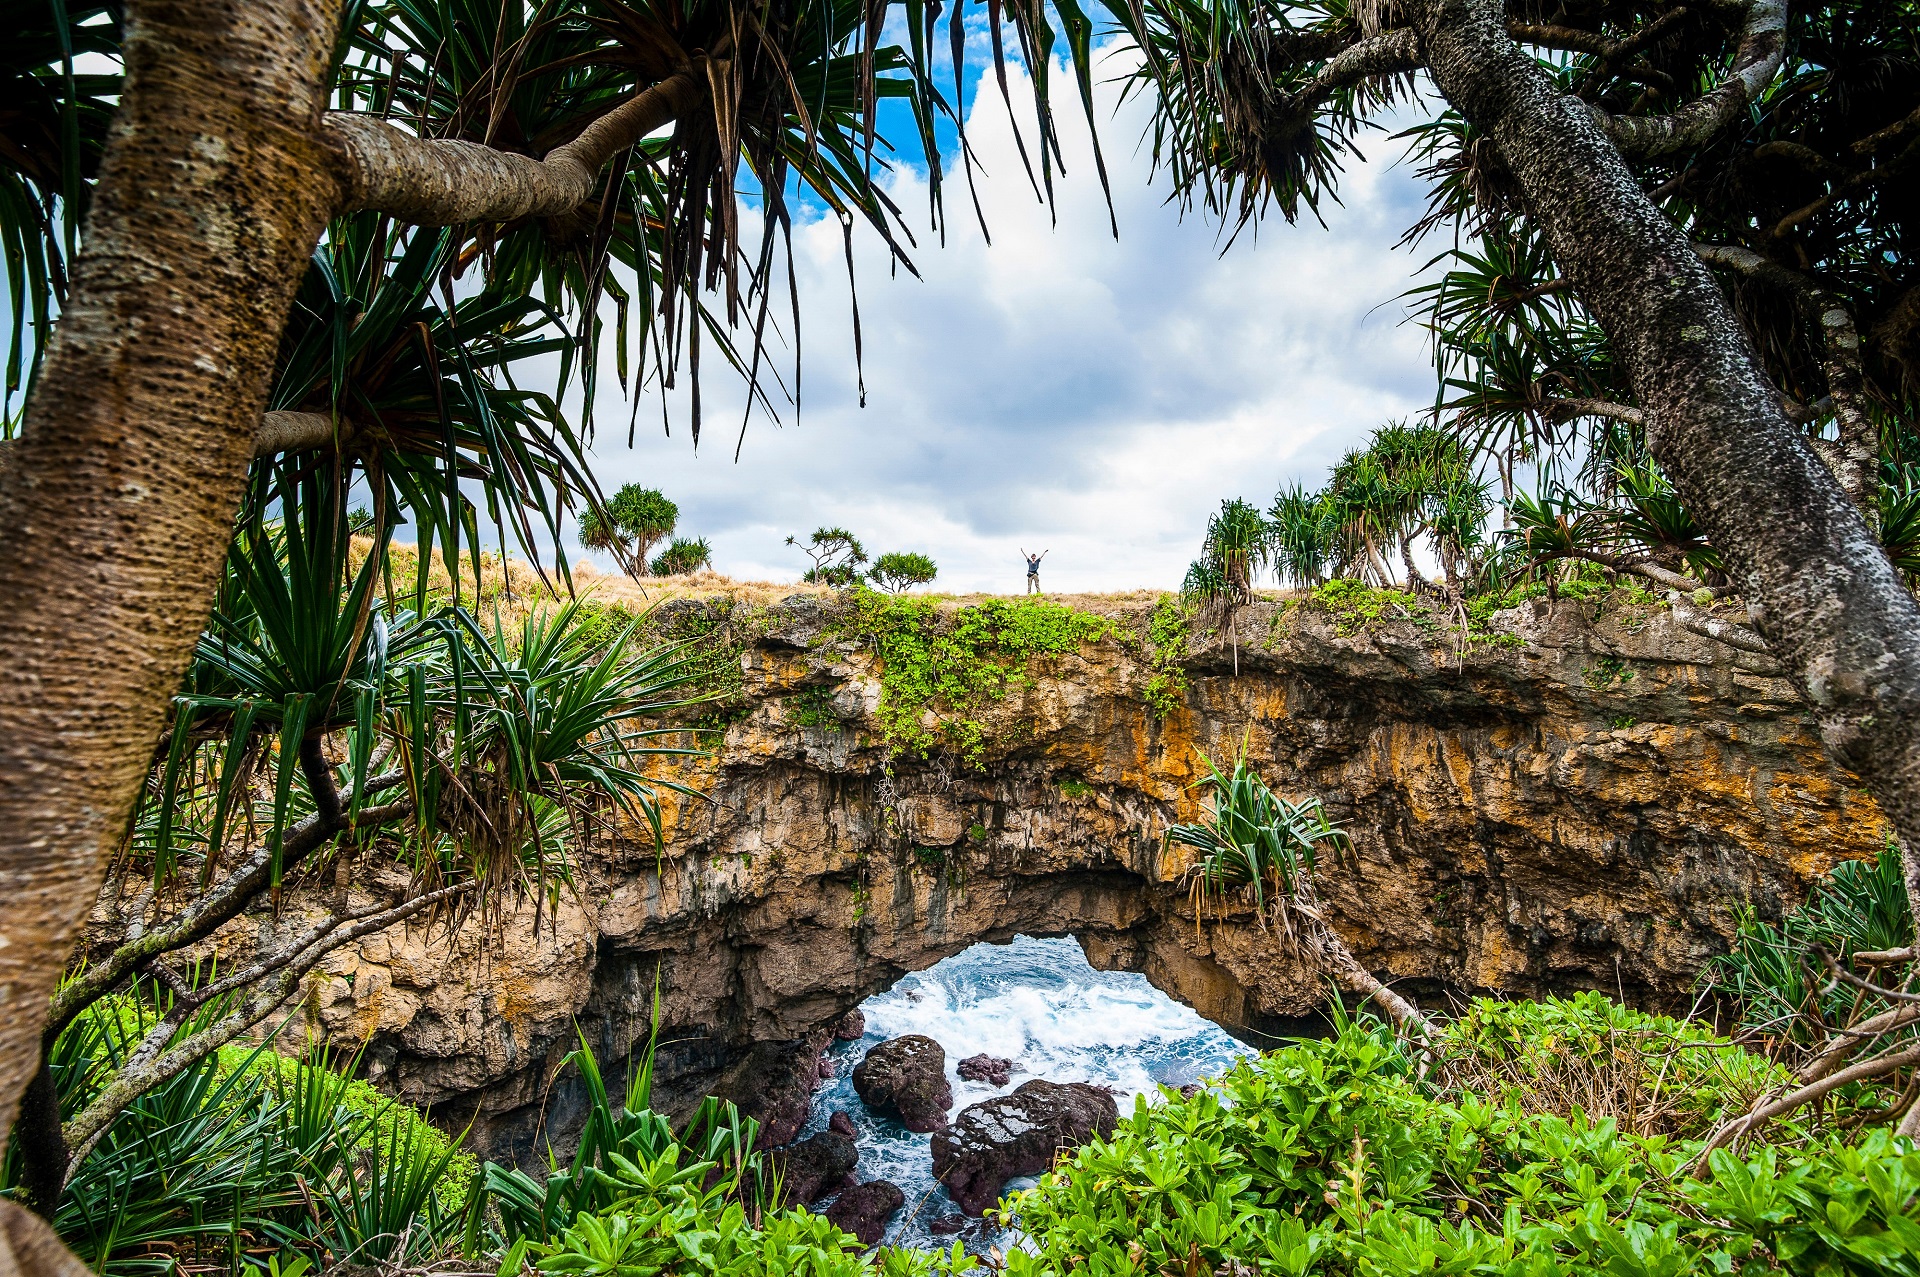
(304, 593), (1887, 1161)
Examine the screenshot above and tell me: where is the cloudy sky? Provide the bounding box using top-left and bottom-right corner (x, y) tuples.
(574, 44), (1439, 594)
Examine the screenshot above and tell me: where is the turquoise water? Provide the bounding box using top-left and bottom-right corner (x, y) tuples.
(801, 934), (1251, 1248)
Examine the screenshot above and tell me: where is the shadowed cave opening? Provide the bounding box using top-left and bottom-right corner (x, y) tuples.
(797, 934), (1252, 1249)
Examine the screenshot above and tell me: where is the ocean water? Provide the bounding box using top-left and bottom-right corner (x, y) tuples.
(800, 934), (1252, 1249)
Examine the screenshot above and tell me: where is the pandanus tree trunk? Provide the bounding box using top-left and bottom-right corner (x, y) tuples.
(1414, 0), (1920, 903)
(0, 0), (708, 1247)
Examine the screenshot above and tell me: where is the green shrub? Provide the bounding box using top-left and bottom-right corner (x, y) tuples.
(1141, 594), (1191, 720)
(1308, 579), (1421, 636)
(529, 1161), (978, 1277)
(835, 589), (1114, 761)
(869, 551), (938, 593)
(1003, 998), (1920, 1277)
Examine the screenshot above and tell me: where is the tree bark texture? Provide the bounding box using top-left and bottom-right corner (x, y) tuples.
(0, 0), (347, 1190)
(1415, 0), (1920, 905)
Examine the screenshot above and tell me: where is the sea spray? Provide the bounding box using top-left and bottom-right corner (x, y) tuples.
(802, 934), (1250, 1248)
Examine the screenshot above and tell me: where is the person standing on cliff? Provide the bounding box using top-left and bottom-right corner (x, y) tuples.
(1022, 548), (1048, 594)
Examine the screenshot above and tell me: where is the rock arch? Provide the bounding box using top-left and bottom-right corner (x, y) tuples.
(309, 598), (1886, 1162)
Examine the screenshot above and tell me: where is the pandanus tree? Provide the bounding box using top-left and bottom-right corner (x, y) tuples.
(1184, 497), (1272, 674)
(868, 551), (939, 593)
(1267, 483), (1342, 588)
(582, 485), (681, 578)
(788, 526), (870, 586)
(651, 535), (715, 575)
(1111, 0), (1920, 936)
(1170, 754), (1430, 1039)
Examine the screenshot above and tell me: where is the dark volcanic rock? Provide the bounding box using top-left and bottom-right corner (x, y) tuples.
(768, 1132), (858, 1206)
(712, 1033), (830, 1148)
(929, 1214), (965, 1236)
(852, 1035), (952, 1132)
(829, 1110), (858, 1138)
(956, 1054), (1016, 1087)
(832, 1009), (867, 1041)
(931, 1080), (1118, 1216)
(825, 1179), (904, 1246)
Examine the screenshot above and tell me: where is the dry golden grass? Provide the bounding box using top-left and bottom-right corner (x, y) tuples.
(361, 538), (1193, 624)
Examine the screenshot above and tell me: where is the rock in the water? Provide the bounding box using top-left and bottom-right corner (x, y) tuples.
(829, 1110), (858, 1139)
(929, 1213), (965, 1236)
(852, 1035), (953, 1132)
(825, 1179), (905, 1246)
(818, 1054), (837, 1080)
(831, 1009), (867, 1041)
(931, 1080), (1118, 1216)
(956, 1054), (1016, 1086)
(712, 1033), (830, 1148)
(768, 1131), (858, 1206)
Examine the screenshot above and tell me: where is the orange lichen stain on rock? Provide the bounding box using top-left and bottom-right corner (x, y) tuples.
(1765, 770), (1888, 880)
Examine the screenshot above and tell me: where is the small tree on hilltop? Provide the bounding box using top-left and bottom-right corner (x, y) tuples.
(1184, 498), (1271, 676)
(651, 536), (713, 577)
(583, 486), (678, 579)
(870, 551), (937, 593)
(787, 527), (868, 586)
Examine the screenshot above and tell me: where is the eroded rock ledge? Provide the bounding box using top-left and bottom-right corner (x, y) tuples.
(302, 593), (1886, 1161)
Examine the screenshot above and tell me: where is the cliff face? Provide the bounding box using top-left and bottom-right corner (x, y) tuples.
(301, 592), (1887, 1161)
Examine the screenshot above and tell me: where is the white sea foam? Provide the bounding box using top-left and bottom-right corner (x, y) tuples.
(802, 934), (1250, 1249)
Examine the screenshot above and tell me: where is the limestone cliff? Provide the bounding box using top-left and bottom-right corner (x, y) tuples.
(300, 590), (1887, 1160)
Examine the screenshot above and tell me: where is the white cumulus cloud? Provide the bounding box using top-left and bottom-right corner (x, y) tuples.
(577, 50), (1438, 593)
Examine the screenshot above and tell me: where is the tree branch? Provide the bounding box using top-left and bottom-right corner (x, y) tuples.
(1798, 1004), (1920, 1084)
(2, 409), (355, 464)
(1694, 243), (1878, 508)
(1668, 590), (1773, 655)
(255, 411), (348, 458)
(326, 69), (705, 225)
(44, 769), (408, 1042)
(59, 882), (469, 1176)
(1312, 28), (1425, 95)
(1546, 398), (1646, 426)
(1595, 0), (1786, 160)
(1506, 22), (1609, 56)
(1563, 548), (1703, 593)
(1692, 1040), (1920, 1169)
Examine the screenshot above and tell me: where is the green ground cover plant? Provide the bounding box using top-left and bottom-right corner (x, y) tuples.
(1003, 997), (1920, 1277)
(1141, 596), (1192, 720)
(835, 589), (1115, 762)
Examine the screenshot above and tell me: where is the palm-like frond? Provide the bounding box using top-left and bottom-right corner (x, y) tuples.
(269, 218), (594, 592)
(1169, 750), (1347, 948)
(1113, 0), (1413, 232)
(1496, 487), (1610, 582)
(1880, 463), (1920, 583)
(0, 1), (121, 418)
(1610, 460), (1723, 579)
(138, 465), (708, 911)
